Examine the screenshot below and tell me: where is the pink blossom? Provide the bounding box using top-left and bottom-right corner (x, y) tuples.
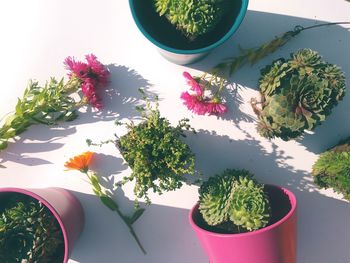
(64, 54), (109, 109)
(81, 81), (103, 110)
(207, 101), (227, 114)
(180, 92), (227, 115)
(183, 71), (203, 96)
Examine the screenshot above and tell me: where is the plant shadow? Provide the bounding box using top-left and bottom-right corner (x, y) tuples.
(186, 10), (350, 152)
(0, 66), (156, 166)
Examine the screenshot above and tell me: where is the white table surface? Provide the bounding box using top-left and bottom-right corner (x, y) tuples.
(1, 0), (350, 262)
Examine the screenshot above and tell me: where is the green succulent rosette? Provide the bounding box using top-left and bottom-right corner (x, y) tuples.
(312, 137), (350, 201)
(255, 48), (346, 141)
(199, 169), (271, 232)
(154, 0), (227, 39)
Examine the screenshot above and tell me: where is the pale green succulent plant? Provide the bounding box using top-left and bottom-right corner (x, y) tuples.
(253, 48), (346, 141)
(154, 0), (227, 39)
(199, 169), (271, 232)
(312, 137), (350, 201)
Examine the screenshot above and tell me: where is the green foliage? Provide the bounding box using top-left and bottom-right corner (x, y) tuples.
(0, 196), (63, 263)
(254, 48), (346, 141)
(312, 138), (350, 201)
(199, 169), (271, 232)
(116, 94), (195, 205)
(154, 0), (227, 39)
(0, 78), (80, 151)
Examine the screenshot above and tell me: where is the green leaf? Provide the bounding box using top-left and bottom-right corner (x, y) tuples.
(99, 196), (118, 211)
(129, 208), (145, 225)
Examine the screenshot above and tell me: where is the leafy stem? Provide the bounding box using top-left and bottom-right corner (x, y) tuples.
(200, 21), (350, 89)
(86, 171), (146, 254)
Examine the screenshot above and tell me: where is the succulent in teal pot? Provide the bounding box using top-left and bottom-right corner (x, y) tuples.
(198, 169), (271, 232)
(252, 48), (346, 141)
(154, 0), (228, 40)
(129, 0), (248, 64)
(312, 137), (350, 201)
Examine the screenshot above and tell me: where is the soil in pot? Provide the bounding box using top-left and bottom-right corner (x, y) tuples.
(193, 185), (292, 234)
(132, 0), (243, 50)
(0, 192), (65, 263)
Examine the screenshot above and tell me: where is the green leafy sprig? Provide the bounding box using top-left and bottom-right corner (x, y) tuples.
(0, 76), (83, 151)
(198, 21), (350, 94)
(116, 90), (196, 205)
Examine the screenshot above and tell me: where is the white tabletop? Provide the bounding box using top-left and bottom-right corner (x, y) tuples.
(1, 0), (350, 262)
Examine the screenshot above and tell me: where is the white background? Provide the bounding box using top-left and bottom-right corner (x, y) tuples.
(0, 0), (350, 262)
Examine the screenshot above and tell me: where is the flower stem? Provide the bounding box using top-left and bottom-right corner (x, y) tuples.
(86, 172), (146, 254)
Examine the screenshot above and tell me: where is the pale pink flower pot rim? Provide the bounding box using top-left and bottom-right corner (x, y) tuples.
(0, 187), (71, 263)
(189, 185), (297, 237)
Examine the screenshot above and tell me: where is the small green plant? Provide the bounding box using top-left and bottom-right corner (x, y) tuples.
(312, 137), (350, 201)
(116, 91), (196, 205)
(251, 48), (346, 141)
(0, 195), (63, 263)
(154, 0), (227, 39)
(199, 169), (270, 232)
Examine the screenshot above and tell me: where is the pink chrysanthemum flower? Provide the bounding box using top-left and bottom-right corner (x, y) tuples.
(207, 101), (227, 114)
(183, 71), (203, 96)
(64, 54), (109, 109)
(81, 80), (103, 110)
(181, 92), (207, 115)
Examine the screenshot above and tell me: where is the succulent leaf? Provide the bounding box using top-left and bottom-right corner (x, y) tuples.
(256, 48), (346, 141)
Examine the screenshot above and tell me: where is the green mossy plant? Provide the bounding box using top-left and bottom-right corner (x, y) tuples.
(199, 169), (271, 232)
(116, 91), (196, 205)
(154, 0), (227, 40)
(252, 48), (346, 141)
(0, 195), (63, 263)
(312, 137), (350, 201)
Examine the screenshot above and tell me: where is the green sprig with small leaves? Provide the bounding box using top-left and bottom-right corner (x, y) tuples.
(196, 21), (350, 100)
(0, 196), (63, 263)
(0, 77), (82, 151)
(116, 90), (196, 205)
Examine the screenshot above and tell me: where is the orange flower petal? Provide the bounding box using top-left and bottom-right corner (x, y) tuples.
(64, 151), (94, 171)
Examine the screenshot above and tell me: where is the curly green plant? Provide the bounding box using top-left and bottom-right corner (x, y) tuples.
(116, 92), (196, 205)
(0, 196), (63, 263)
(199, 169), (270, 232)
(312, 137), (350, 201)
(251, 48), (346, 141)
(154, 0), (227, 39)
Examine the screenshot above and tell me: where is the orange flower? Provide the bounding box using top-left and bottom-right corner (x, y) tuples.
(64, 151), (94, 172)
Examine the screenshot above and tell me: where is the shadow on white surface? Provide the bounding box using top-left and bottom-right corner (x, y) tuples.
(69, 189), (208, 263)
(189, 10), (350, 154)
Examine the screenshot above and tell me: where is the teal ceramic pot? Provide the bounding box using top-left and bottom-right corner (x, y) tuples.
(129, 0), (249, 65)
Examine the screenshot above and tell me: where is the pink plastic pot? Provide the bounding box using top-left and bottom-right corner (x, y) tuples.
(189, 185), (297, 263)
(0, 187), (84, 263)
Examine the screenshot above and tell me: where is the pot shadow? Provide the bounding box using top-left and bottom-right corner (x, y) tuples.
(183, 129), (350, 263)
(0, 66), (156, 166)
(69, 189), (207, 263)
(187, 10), (350, 151)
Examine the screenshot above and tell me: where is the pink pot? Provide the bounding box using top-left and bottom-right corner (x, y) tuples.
(0, 187), (84, 263)
(189, 185), (297, 263)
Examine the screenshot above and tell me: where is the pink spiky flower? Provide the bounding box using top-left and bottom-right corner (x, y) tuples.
(64, 54), (109, 109)
(180, 71), (227, 115)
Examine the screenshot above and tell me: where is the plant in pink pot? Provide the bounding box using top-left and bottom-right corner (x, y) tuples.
(189, 169), (297, 263)
(0, 188), (84, 263)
